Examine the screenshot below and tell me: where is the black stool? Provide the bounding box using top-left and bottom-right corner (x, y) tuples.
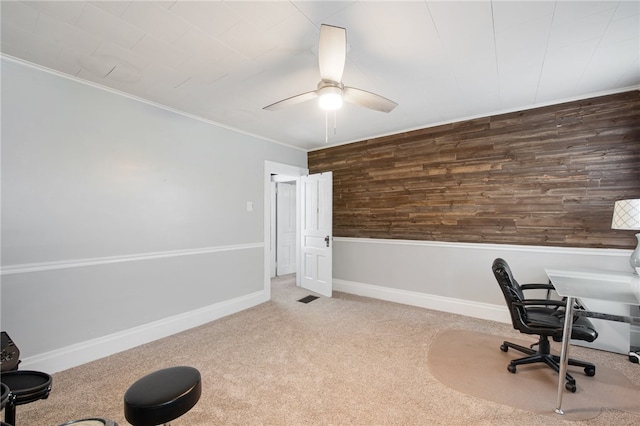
(1, 370), (52, 426)
(123, 366), (201, 426)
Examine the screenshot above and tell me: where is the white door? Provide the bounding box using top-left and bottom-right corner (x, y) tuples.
(299, 172), (333, 297)
(276, 181), (297, 275)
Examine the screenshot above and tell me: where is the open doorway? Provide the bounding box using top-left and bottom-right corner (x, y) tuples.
(270, 174), (297, 278)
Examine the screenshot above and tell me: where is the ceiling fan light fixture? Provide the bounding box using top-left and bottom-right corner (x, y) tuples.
(318, 86), (343, 110)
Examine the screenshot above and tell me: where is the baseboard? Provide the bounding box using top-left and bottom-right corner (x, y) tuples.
(19, 290), (268, 374)
(333, 279), (511, 324)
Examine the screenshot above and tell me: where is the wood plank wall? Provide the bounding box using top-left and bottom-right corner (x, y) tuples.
(308, 91), (640, 249)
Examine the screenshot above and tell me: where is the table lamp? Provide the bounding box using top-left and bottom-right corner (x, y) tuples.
(611, 199), (640, 274)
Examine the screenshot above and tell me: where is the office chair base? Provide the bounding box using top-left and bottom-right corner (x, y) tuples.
(500, 338), (595, 393)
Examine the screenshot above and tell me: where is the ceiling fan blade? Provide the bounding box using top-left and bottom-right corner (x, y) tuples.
(343, 87), (398, 113)
(263, 90), (318, 111)
(318, 24), (346, 83)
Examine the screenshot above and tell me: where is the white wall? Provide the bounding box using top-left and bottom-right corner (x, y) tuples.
(333, 237), (633, 353)
(0, 58), (307, 372)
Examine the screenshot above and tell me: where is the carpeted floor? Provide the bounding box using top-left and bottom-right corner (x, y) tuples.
(5, 274), (640, 425)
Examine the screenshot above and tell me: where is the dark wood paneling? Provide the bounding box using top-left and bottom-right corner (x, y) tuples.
(308, 91), (640, 249)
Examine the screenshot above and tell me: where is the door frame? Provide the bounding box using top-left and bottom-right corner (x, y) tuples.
(264, 161), (308, 299)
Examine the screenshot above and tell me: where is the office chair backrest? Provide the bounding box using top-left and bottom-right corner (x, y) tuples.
(492, 258), (529, 327)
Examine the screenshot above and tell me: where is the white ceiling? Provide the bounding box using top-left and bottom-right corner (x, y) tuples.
(2, 1), (639, 151)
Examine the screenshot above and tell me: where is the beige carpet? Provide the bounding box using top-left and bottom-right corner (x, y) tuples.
(428, 329), (640, 421)
(5, 275), (640, 425)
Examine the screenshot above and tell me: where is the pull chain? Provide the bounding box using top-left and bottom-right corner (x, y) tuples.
(325, 111), (328, 143)
(324, 110), (338, 144)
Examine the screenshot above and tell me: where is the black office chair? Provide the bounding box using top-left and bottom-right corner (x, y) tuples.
(492, 258), (598, 392)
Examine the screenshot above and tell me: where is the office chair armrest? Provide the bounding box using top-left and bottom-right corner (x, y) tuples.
(519, 283), (555, 291)
(514, 299), (566, 308)
(520, 282), (557, 303)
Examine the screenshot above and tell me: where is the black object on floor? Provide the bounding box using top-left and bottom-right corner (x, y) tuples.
(2, 370), (52, 426)
(124, 366), (201, 426)
(298, 295), (319, 304)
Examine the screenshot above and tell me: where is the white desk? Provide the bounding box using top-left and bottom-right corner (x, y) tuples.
(545, 268), (640, 415)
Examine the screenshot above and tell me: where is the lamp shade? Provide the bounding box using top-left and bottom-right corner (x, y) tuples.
(611, 199), (640, 230)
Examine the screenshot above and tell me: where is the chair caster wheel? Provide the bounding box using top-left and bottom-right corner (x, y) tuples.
(500, 344), (508, 352)
(584, 367), (596, 377)
(565, 381), (576, 393)
(507, 364), (516, 374)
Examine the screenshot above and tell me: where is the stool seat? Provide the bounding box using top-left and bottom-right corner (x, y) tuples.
(124, 366), (201, 426)
(1, 383), (9, 409)
(1, 370), (52, 426)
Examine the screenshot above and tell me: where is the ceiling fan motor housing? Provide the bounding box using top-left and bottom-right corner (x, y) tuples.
(317, 81), (343, 110)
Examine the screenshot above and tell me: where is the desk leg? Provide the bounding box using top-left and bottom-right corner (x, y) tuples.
(630, 305), (640, 364)
(555, 296), (575, 415)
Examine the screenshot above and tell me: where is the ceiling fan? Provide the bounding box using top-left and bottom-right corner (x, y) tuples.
(263, 24), (398, 113)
